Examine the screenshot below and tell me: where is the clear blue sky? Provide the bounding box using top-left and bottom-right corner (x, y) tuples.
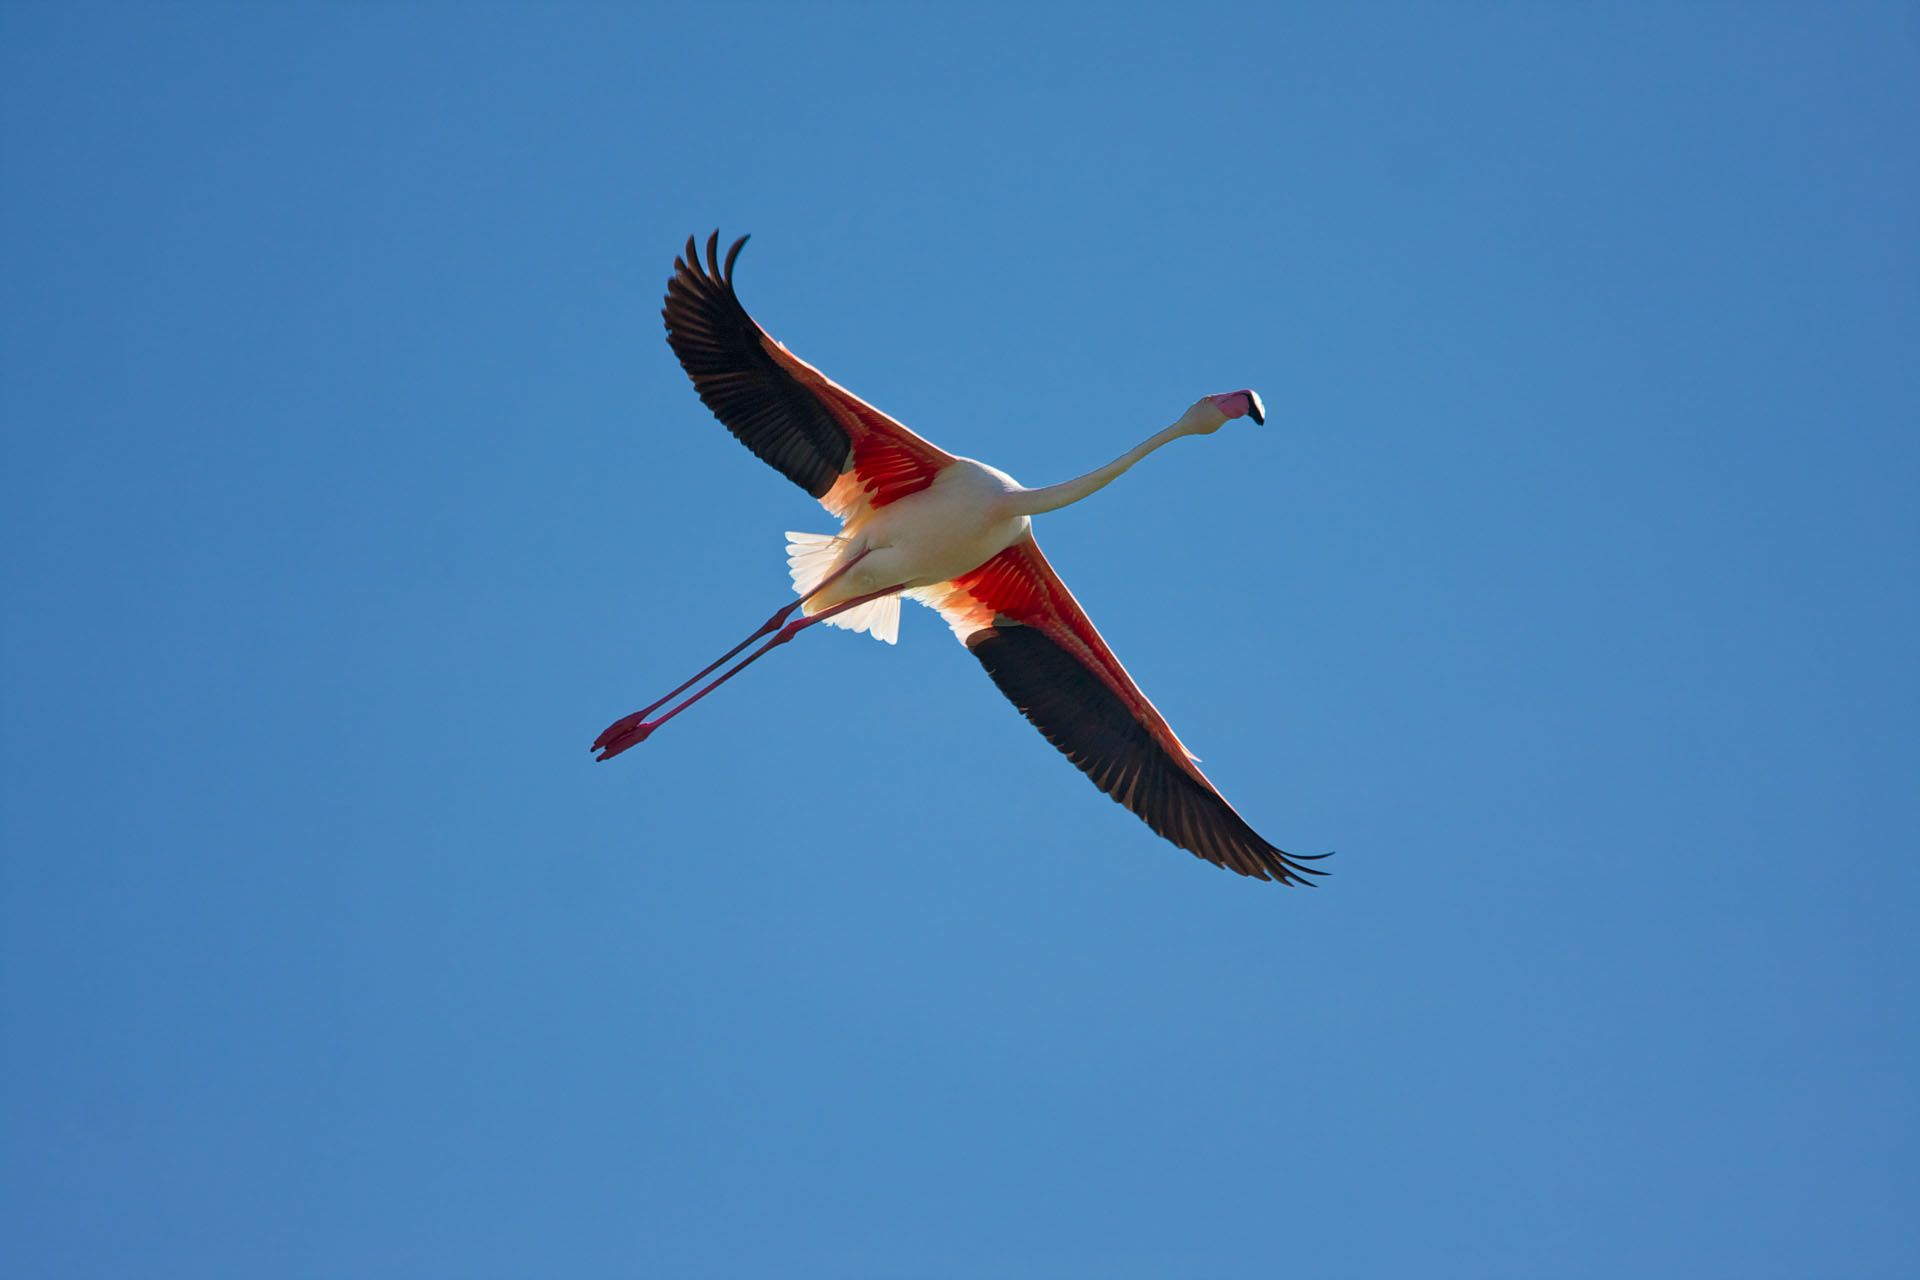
(3, 4), (1916, 1276)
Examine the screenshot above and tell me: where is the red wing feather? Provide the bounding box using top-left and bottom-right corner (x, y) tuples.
(663, 232), (954, 523)
(939, 537), (1199, 767)
(932, 535), (1325, 883)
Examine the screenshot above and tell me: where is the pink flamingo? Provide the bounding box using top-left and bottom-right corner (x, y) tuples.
(594, 234), (1326, 885)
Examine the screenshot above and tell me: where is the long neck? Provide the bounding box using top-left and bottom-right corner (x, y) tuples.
(1008, 421), (1195, 517)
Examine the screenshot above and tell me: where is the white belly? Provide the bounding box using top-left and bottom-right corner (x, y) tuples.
(812, 459), (1029, 607)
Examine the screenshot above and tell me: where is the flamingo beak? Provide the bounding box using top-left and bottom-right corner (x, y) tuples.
(1246, 391), (1266, 426)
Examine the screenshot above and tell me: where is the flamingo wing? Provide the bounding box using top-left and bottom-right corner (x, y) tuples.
(662, 232), (956, 526)
(912, 535), (1326, 884)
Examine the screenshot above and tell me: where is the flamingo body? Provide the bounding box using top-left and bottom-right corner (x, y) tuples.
(797, 458), (1031, 617)
(596, 232), (1327, 886)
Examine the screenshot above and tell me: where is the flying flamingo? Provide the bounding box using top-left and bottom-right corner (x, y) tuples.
(593, 233), (1326, 885)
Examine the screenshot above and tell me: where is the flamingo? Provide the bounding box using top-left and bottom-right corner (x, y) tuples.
(593, 233), (1327, 885)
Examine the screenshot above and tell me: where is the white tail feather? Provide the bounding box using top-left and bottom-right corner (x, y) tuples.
(784, 531), (845, 596)
(824, 593), (900, 644)
(785, 531), (899, 645)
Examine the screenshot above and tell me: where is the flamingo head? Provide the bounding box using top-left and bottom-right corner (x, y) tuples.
(1180, 389), (1267, 435)
(1207, 389), (1266, 425)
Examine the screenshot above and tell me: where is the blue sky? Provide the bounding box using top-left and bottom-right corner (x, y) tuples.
(3, 4), (1916, 1276)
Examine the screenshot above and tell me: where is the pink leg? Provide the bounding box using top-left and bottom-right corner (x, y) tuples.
(591, 583), (904, 761)
(591, 559), (887, 761)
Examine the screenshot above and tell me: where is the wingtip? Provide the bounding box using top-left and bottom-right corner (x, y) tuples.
(678, 231), (750, 287)
(1276, 847), (1333, 887)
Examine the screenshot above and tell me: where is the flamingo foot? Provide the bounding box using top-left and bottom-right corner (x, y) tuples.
(591, 712), (657, 761)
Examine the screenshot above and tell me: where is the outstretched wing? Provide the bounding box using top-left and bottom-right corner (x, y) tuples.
(912, 535), (1326, 884)
(662, 232), (956, 527)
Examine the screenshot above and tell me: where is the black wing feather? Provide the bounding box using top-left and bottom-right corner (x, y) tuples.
(966, 624), (1327, 885)
(662, 232), (852, 498)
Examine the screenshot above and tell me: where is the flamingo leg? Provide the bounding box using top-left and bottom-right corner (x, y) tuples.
(591, 564), (893, 761)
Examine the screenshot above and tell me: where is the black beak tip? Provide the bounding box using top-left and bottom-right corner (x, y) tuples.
(1247, 391), (1266, 426)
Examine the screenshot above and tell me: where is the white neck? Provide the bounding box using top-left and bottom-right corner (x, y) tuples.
(1006, 403), (1225, 518)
